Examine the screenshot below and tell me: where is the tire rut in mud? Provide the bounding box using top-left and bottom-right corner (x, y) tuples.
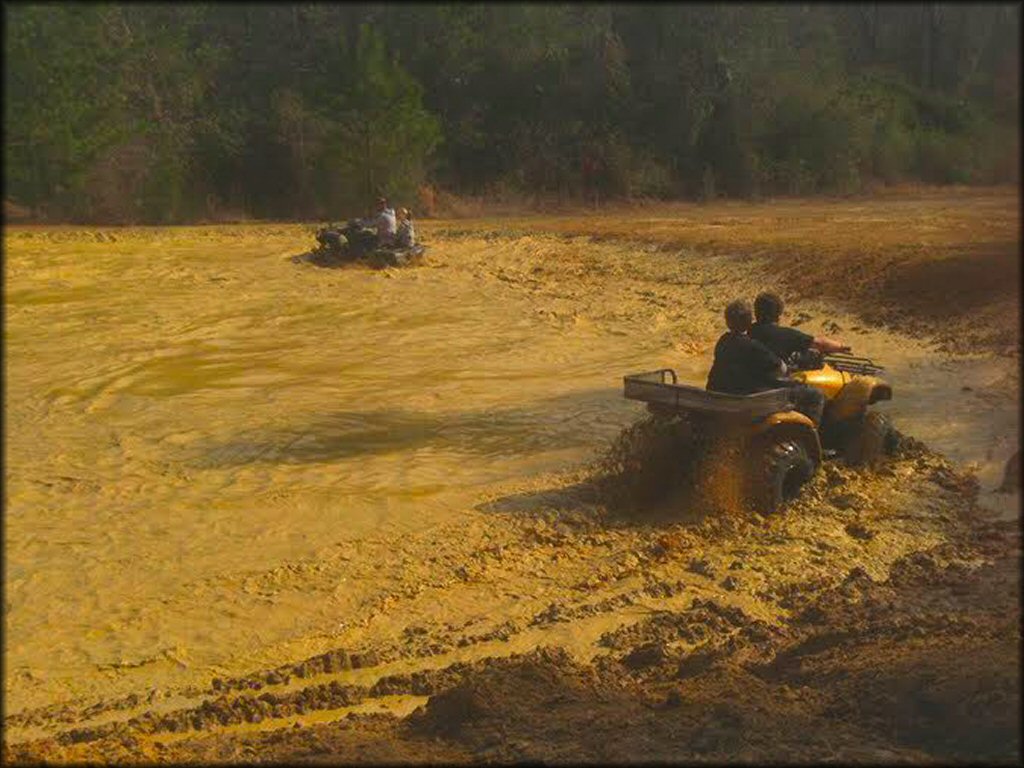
(4, 433), (1018, 764)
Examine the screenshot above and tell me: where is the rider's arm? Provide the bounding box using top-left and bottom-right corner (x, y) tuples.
(811, 336), (851, 354)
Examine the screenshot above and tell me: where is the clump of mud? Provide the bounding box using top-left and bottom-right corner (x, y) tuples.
(591, 413), (704, 514)
(592, 413), (748, 519)
(408, 647), (605, 742)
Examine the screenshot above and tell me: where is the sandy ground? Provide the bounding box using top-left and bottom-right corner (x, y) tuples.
(3, 188), (1020, 763)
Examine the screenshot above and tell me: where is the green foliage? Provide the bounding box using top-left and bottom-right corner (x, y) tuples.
(3, 3), (1019, 221)
(315, 24), (441, 213)
(4, 5), (133, 215)
(914, 130), (970, 184)
(871, 119), (915, 184)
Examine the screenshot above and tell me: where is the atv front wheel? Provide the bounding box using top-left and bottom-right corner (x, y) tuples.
(842, 411), (897, 468)
(750, 439), (816, 514)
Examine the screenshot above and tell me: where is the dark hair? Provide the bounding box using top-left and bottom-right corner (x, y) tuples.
(724, 299), (753, 333)
(754, 292), (783, 323)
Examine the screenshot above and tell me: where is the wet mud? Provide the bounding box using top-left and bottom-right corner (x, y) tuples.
(290, 245), (426, 271)
(3, 194), (1019, 763)
(5, 440), (1018, 763)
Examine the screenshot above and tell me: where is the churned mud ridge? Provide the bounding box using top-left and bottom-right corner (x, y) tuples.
(16, 530), (1013, 764)
(425, 187), (1020, 356)
(408, 520), (1018, 764)
(5, 435), (1018, 764)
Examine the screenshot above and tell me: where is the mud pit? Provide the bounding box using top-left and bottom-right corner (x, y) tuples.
(4, 200), (1019, 763)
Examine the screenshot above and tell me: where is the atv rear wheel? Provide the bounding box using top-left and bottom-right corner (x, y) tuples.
(842, 411), (897, 468)
(749, 439), (815, 514)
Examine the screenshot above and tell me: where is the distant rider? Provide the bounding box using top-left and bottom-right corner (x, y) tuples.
(339, 196), (397, 257)
(360, 196), (397, 247)
(395, 207), (415, 248)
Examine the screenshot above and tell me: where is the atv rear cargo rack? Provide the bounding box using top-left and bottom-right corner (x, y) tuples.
(623, 369), (792, 419)
(822, 352), (885, 376)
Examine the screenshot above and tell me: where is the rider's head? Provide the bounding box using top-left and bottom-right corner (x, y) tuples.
(724, 300), (753, 333)
(375, 196), (388, 211)
(754, 292), (784, 324)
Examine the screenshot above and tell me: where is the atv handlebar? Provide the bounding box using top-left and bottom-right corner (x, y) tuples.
(787, 348), (824, 371)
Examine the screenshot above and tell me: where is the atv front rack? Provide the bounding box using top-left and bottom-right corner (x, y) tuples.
(822, 352), (885, 376)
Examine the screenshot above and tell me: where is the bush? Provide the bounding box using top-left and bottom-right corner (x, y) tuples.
(626, 149), (675, 199)
(79, 138), (154, 224)
(913, 130), (972, 184)
(871, 118), (914, 183)
(966, 119), (1020, 185)
(749, 74), (871, 196)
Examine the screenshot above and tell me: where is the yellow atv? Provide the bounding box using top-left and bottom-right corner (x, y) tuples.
(623, 352), (896, 513)
(788, 350), (897, 466)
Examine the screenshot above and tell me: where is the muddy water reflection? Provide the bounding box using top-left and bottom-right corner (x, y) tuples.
(4, 226), (1018, 720)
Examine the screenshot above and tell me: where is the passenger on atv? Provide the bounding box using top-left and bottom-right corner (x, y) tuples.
(395, 207), (415, 248)
(706, 299), (825, 425)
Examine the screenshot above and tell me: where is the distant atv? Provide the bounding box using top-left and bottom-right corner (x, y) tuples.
(622, 351), (897, 513)
(298, 221), (426, 269)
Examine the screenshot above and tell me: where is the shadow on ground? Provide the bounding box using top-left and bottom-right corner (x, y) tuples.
(476, 476), (713, 529)
(188, 388), (626, 469)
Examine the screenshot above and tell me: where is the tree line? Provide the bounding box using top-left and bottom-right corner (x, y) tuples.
(4, 3), (1019, 223)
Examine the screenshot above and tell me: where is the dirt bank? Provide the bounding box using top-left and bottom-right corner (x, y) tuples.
(423, 186), (1020, 356)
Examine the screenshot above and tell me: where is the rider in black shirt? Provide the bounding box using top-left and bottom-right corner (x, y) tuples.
(748, 292), (848, 425)
(705, 297), (828, 425)
(706, 300), (785, 395)
(751, 292), (850, 359)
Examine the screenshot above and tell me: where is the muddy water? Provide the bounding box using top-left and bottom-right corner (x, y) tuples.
(4, 225), (1018, 723)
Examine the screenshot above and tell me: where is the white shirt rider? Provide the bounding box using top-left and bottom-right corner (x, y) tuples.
(359, 206), (396, 246)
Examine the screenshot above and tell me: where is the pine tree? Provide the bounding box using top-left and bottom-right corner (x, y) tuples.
(315, 23), (441, 214)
